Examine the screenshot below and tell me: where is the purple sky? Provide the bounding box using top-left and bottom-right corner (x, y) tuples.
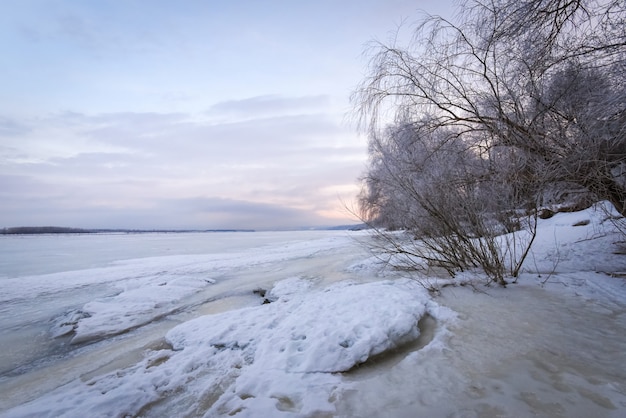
(0, 0), (455, 229)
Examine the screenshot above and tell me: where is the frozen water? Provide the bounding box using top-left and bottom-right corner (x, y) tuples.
(2, 204), (626, 417)
(0, 230), (378, 413)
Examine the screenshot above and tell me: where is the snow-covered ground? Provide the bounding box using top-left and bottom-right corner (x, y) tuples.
(2, 203), (626, 417)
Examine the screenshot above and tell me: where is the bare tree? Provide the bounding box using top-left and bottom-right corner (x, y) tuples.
(358, 121), (537, 285)
(355, 0), (625, 211)
(354, 0), (625, 284)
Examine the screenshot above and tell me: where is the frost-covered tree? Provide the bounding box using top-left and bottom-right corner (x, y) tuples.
(354, 0), (625, 283)
(358, 119), (536, 284)
(356, 0), (625, 212)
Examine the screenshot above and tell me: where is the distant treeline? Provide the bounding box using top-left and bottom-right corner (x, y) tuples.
(0, 227), (256, 235)
(1, 226), (93, 234)
(0, 225), (369, 235)
(323, 224), (368, 231)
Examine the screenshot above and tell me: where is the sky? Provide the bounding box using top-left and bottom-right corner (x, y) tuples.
(0, 0), (456, 230)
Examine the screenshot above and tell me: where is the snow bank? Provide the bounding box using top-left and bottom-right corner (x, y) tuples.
(36, 235), (355, 344)
(65, 276), (212, 344)
(523, 200), (626, 275)
(168, 278), (429, 374)
(6, 278), (442, 417)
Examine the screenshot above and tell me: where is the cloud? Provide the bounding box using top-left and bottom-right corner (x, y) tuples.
(0, 174), (56, 198)
(0, 0), (461, 230)
(173, 197), (334, 230)
(57, 14), (97, 48)
(0, 190), (338, 230)
(0, 116), (31, 136)
(208, 95), (330, 119)
(0, 106), (364, 229)
(13, 109), (358, 169)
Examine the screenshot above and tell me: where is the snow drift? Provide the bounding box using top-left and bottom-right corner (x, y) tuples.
(5, 278), (444, 417)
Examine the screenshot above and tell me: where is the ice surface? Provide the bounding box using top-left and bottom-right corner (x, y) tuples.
(3, 203), (626, 417)
(1, 231), (371, 410)
(5, 278), (441, 418)
(3, 233), (358, 345)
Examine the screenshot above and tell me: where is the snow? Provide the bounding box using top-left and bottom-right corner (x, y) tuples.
(5, 278), (445, 418)
(521, 200), (626, 275)
(68, 276), (210, 344)
(164, 278), (441, 416)
(168, 279), (431, 374)
(2, 234), (356, 345)
(0, 233), (353, 305)
(2, 202), (626, 417)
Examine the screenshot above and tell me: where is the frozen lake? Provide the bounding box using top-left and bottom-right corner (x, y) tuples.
(2, 208), (626, 417)
(0, 230), (358, 278)
(0, 230), (374, 413)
